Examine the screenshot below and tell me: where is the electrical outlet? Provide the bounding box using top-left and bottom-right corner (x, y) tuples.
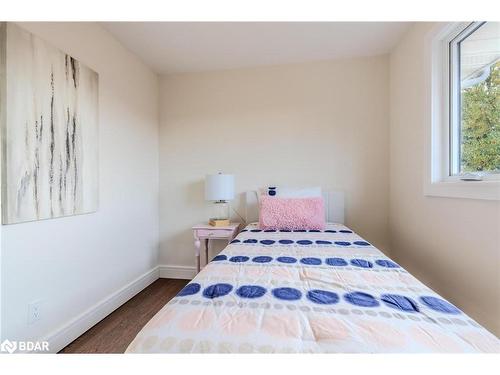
(28, 300), (42, 325)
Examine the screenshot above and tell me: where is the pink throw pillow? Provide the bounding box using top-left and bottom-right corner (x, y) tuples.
(259, 196), (325, 230)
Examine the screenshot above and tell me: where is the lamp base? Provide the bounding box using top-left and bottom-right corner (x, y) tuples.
(209, 218), (230, 227)
(208, 201), (230, 227)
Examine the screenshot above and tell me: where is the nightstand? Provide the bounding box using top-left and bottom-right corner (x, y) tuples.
(192, 223), (240, 273)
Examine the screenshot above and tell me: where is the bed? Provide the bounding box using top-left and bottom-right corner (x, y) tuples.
(126, 191), (499, 353)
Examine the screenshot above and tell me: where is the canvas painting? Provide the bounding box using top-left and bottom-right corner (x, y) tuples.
(0, 23), (99, 224)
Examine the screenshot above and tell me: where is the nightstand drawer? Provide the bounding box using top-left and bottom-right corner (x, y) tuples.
(192, 223), (239, 273)
(196, 229), (232, 238)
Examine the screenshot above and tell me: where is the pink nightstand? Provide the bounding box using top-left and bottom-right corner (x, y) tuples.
(192, 223), (240, 273)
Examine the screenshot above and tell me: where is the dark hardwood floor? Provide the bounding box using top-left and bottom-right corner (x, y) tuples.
(59, 278), (189, 353)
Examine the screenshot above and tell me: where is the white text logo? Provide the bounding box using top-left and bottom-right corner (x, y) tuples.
(0, 339), (49, 354)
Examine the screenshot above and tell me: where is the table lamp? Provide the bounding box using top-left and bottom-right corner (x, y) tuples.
(205, 173), (234, 226)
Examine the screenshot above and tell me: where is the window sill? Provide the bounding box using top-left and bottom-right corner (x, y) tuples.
(424, 180), (500, 201)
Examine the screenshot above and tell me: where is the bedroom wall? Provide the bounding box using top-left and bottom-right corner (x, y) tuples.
(0, 23), (160, 349)
(389, 22), (500, 336)
(159, 56), (390, 271)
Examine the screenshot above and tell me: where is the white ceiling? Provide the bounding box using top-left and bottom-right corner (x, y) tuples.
(101, 22), (412, 74)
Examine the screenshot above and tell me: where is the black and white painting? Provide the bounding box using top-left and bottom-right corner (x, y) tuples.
(0, 23), (98, 224)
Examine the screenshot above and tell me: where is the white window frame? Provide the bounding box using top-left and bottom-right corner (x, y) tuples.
(424, 22), (500, 201)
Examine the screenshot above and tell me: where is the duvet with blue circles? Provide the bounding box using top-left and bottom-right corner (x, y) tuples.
(127, 222), (499, 353)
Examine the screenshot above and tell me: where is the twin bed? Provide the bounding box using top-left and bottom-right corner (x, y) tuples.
(126, 191), (499, 353)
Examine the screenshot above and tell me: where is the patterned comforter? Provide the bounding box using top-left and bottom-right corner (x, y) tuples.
(126, 223), (499, 353)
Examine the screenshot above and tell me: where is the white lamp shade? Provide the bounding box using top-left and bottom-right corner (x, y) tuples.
(205, 174), (235, 201)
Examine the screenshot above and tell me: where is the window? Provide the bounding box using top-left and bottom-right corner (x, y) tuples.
(425, 22), (500, 200)
(449, 22), (500, 178)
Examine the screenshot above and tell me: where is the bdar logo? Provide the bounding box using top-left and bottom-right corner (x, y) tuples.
(0, 339), (17, 354)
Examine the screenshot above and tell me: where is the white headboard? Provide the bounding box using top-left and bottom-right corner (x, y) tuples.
(244, 190), (345, 224)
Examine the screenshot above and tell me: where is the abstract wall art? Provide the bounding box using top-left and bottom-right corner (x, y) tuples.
(0, 23), (99, 224)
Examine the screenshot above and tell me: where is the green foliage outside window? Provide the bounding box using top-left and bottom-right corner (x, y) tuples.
(461, 61), (500, 172)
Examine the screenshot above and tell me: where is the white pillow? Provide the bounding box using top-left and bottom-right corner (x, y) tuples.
(260, 186), (322, 198)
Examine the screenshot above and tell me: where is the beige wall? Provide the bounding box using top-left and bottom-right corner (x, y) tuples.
(389, 23), (500, 336)
(1, 22), (159, 348)
(159, 56), (390, 267)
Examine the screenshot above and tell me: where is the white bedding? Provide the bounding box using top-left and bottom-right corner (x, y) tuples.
(127, 223), (499, 353)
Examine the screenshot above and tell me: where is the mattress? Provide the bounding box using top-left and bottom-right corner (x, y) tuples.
(126, 223), (499, 353)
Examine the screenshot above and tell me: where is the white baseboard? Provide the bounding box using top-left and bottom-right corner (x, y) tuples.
(43, 266), (159, 353)
(159, 264), (196, 280)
